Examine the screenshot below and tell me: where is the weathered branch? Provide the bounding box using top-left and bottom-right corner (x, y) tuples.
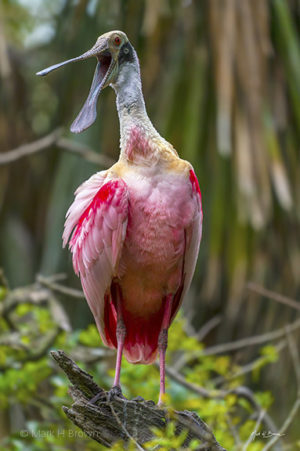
(51, 350), (227, 450)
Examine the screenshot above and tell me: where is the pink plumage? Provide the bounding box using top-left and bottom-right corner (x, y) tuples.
(63, 136), (202, 365)
(39, 30), (203, 404)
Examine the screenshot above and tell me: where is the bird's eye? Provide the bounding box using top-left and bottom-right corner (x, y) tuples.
(114, 36), (121, 46)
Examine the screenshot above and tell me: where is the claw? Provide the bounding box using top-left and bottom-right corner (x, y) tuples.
(88, 390), (105, 405)
(132, 395), (145, 402)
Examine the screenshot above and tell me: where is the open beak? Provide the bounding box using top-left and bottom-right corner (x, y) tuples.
(36, 38), (117, 133)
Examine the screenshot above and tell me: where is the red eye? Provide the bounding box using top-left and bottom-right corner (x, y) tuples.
(114, 36), (121, 46)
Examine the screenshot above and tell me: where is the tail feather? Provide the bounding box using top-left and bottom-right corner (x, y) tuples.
(122, 309), (163, 364)
(101, 282), (184, 364)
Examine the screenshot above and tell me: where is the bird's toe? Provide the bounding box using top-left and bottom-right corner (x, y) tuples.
(132, 395), (145, 402)
(109, 385), (126, 399)
(88, 390), (106, 405)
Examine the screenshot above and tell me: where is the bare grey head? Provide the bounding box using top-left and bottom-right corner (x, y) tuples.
(36, 31), (143, 134)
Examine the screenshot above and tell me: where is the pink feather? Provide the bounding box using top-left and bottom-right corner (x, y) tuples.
(63, 160), (202, 364)
(63, 174), (128, 344)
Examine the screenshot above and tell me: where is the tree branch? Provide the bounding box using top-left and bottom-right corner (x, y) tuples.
(37, 274), (85, 299)
(179, 318), (300, 364)
(51, 350), (227, 450)
(247, 282), (300, 311)
(0, 129), (62, 164)
(0, 129), (115, 168)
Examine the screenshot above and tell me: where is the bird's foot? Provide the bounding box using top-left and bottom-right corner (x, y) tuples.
(131, 396), (156, 407)
(109, 385), (126, 400)
(132, 395), (145, 402)
(145, 399), (156, 407)
(157, 392), (168, 408)
(89, 386), (126, 405)
(88, 390), (106, 405)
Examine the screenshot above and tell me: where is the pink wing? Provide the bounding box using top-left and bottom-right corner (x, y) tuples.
(183, 169), (203, 291)
(169, 169), (203, 323)
(63, 171), (129, 346)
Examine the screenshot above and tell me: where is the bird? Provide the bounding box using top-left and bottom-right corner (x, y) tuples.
(37, 30), (202, 405)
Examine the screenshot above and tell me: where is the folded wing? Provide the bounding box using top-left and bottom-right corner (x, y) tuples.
(63, 171), (129, 345)
(169, 169), (203, 324)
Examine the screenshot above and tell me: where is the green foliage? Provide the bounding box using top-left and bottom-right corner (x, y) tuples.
(0, 0), (34, 46)
(0, 301), (275, 450)
(252, 345), (279, 382)
(0, 286), (7, 301)
(79, 324), (102, 347)
(0, 359), (51, 408)
(144, 422), (200, 450)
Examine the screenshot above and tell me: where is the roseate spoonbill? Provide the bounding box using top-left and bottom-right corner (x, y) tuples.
(37, 31), (202, 404)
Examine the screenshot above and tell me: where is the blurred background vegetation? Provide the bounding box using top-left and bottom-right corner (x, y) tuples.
(0, 0), (299, 449)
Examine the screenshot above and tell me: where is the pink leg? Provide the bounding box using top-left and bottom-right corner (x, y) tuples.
(112, 285), (126, 388)
(158, 294), (173, 405)
(113, 316), (126, 387)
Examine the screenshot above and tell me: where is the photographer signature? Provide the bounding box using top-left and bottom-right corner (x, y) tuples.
(250, 431), (285, 440)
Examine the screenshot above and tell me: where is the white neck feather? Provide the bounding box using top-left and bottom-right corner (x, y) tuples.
(111, 54), (164, 156)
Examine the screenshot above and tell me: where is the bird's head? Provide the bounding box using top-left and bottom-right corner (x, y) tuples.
(37, 30), (135, 133)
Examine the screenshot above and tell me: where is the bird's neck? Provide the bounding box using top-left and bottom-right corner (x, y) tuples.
(112, 61), (169, 164)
